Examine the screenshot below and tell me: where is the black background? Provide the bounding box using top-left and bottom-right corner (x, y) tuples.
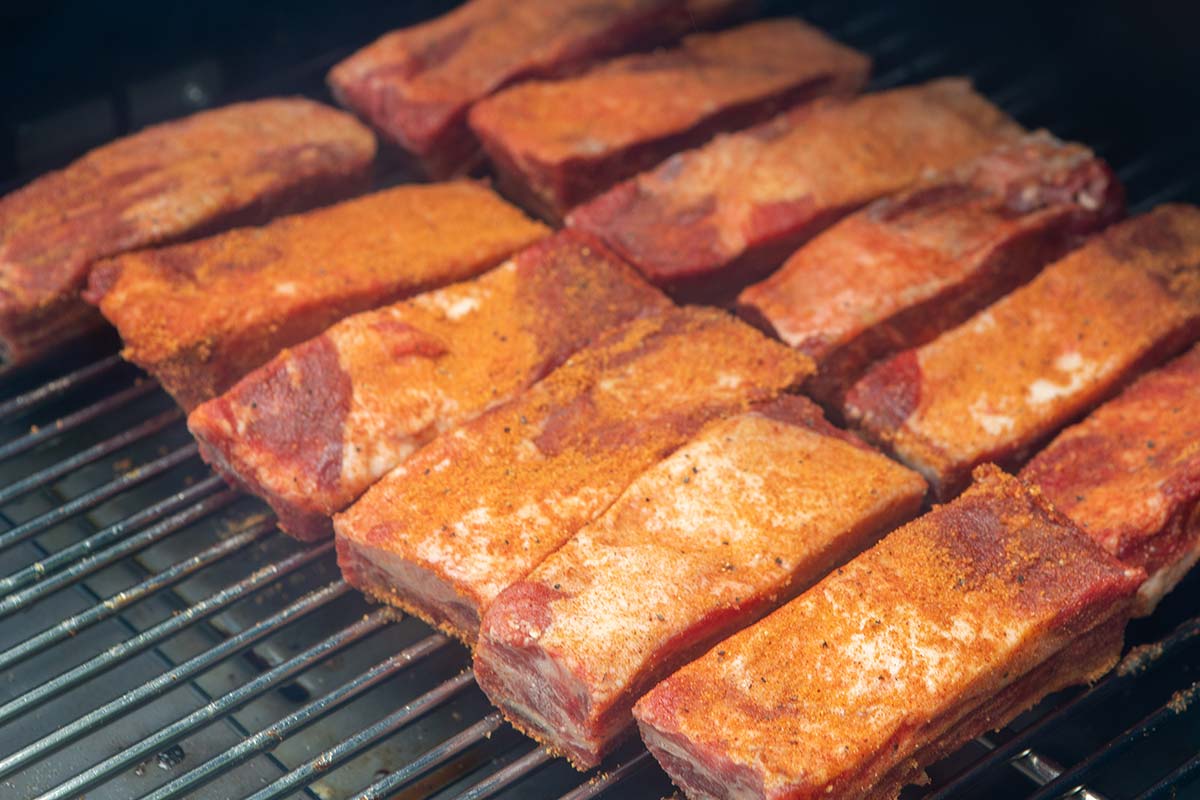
(0, 0), (1198, 193)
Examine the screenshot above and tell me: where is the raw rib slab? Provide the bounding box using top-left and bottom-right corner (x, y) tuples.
(845, 204), (1200, 500)
(475, 395), (926, 768)
(334, 307), (813, 643)
(0, 97), (375, 367)
(189, 231), (670, 540)
(86, 182), (548, 410)
(327, 0), (687, 178)
(634, 465), (1142, 800)
(470, 18), (870, 221)
(1022, 342), (1200, 615)
(568, 78), (1023, 302)
(737, 132), (1123, 413)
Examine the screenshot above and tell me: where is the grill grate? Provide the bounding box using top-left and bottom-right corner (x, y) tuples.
(2, 3), (1199, 799)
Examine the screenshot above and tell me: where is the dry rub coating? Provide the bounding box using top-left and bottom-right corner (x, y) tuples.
(845, 204), (1200, 500)
(334, 307), (813, 644)
(569, 79), (1023, 302)
(471, 18), (870, 221)
(328, 0), (687, 178)
(189, 231), (669, 540)
(0, 97), (375, 367)
(1023, 342), (1200, 616)
(634, 466), (1142, 800)
(737, 132), (1123, 413)
(87, 182), (547, 410)
(475, 395), (925, 768)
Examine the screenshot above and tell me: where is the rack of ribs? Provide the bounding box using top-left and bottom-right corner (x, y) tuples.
(635, 466), (1142, 800)
(188, 231), (670, 540)
(333, 307), (813, 643)
(474, 395), (925, 768)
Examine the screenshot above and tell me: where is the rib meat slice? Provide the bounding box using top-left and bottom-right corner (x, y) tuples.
(737, 133), (1123, 413)
(86, 182), (547, 410)
(333, 307), (813, 643)
(328, 0), (687, 178)
(470, 18), (869, 221)
(189, 231), (670, 540)
(0, 97), (375, 368)
(845, 204), (1200, 501)
(568, 79), (1023, 302)
(1022, 342), (1200, 616)
(475, 395), (925, 768)
(634, 465), (1142, 800)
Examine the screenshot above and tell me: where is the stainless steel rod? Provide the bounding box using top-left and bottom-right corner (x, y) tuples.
(0, 380), (158, 461)
(0, 353), (124, 422)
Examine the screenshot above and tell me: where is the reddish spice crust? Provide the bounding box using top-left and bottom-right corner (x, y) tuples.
(333, 307), (815, 644)
(327, 0), (689, 178)
(474, 394), (926, 768)
(844, 204), (1200, 501)
(88, 182), (548, 410)
(634, 466), (1142, 800)
(0, 97), (375, 368)
(470, 19), (870, 221)
(568, 79), (1024, 303)
(1022, 343), (1200, 613)
(188, 230), (670, 539)
(736, 132), (1124, 415)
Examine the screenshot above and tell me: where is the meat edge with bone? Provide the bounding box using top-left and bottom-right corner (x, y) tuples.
(634, 465), (1143, 800)
(333, 307), (815, 644)
(474, 394), (926, 768)
(188, 230), (672, 540)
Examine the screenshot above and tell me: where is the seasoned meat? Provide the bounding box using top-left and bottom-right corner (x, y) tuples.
(634, 466), (1142, 800)
(328, 0), (687, 178)
(86, 182), (547, 409)
(0, 97), (375, 368)
(845, 204), (1200, 500)
(569, 79), (1023, 302)
(470, 19), (869, 221)
(189, 231), (670, 540)
(737, 133), (1123, 413)
(333, 307), (813, 643)
(1022, 342), (1200, 615)
(475, 395), (925, 768)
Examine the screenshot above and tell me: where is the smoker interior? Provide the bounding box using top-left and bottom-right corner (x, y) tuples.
(1, 2), (1199, 799)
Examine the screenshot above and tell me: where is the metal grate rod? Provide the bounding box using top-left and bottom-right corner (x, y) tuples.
(0, 353), (124, 423)
(0, 379), (158, 461)
(0, 576), (350, 782)
(453, 746), (556, 800)
(0, 517), (277, 706)
(243, 669), (479, 800)
(928, 615), (1200, 799)
(143, 632), (452, 800)
(1024, 678), (1200, 800)
(34, 608), (393, 800)
(349, 713), (507, 800)
(558, 751), (655, 800)
(0, 473), (227, 596)
(0, 408), (183, 506)
(872, 47), (958, 90)
(1135, 750), (1200, 800)
(0, 442), (197, 552)
(0, 480), (235, 616)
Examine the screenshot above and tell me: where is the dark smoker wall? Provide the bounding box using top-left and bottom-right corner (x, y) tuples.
(0, 0), (1197, 186)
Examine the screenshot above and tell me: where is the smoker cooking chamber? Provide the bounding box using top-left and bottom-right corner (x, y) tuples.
(0, 1), (1198, 798)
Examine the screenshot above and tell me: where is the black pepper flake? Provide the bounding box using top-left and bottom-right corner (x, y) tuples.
(503, 426), (510, 433)
(692, 466), (699, 474)
(774, 556), (783, 566)
(655, 613), (665, 621)
(717, 650), (726, 657)
(553, 583), (561, 590)
(519, 415), (528, 425)
(722, 563), (735, 571)
(1016, 573), (1026, 585)
(682, 476), (691, 484)
(423, 468), (431, 475)
(821, 640), (828, 648)
(1147, 439), (1157, 449)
